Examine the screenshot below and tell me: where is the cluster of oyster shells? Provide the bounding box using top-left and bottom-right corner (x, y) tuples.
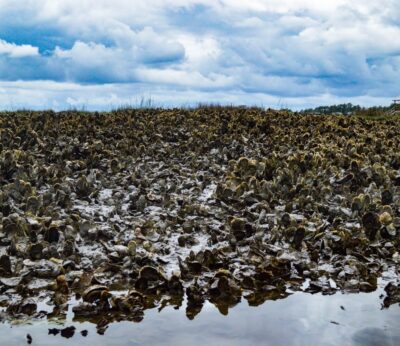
(0, 109), (399, 330)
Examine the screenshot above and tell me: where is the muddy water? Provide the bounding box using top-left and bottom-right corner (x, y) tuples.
(1, 282), (399, 346)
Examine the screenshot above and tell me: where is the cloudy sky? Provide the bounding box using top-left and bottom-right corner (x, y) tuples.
(0, 0), (399, 110)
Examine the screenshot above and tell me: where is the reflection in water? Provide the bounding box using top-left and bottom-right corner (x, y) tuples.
(0, 283), (399, 346)
(352, 328), (394, 346)
(48, 325), (77, 338)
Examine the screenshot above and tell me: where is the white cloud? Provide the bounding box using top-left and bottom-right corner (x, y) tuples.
(52, 24), (185, 72)
(0, 80), (394, 111)
(54, 41), (118, 66)
(0, 39), (39, 58)
(135, 67), (234, 89)
(0, 0), (399, 108)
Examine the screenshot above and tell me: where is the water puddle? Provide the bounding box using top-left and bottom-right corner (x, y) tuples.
(1, 282), (399, 346)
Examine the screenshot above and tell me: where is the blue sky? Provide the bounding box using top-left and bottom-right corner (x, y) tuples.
(0, 0), (399, 110)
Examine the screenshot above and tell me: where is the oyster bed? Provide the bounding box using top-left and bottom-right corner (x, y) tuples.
(0, 109), (399, 331)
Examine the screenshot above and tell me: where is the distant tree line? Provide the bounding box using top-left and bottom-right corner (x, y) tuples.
(301, 103), (394, 116)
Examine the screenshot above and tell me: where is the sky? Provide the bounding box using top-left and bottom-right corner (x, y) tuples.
(0, 0), (399, 110)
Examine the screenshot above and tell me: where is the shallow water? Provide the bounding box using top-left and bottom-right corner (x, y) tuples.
(1, 282), (399, 346)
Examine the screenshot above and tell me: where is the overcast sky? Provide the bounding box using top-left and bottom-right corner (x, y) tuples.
(0, 0), (399, 110)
